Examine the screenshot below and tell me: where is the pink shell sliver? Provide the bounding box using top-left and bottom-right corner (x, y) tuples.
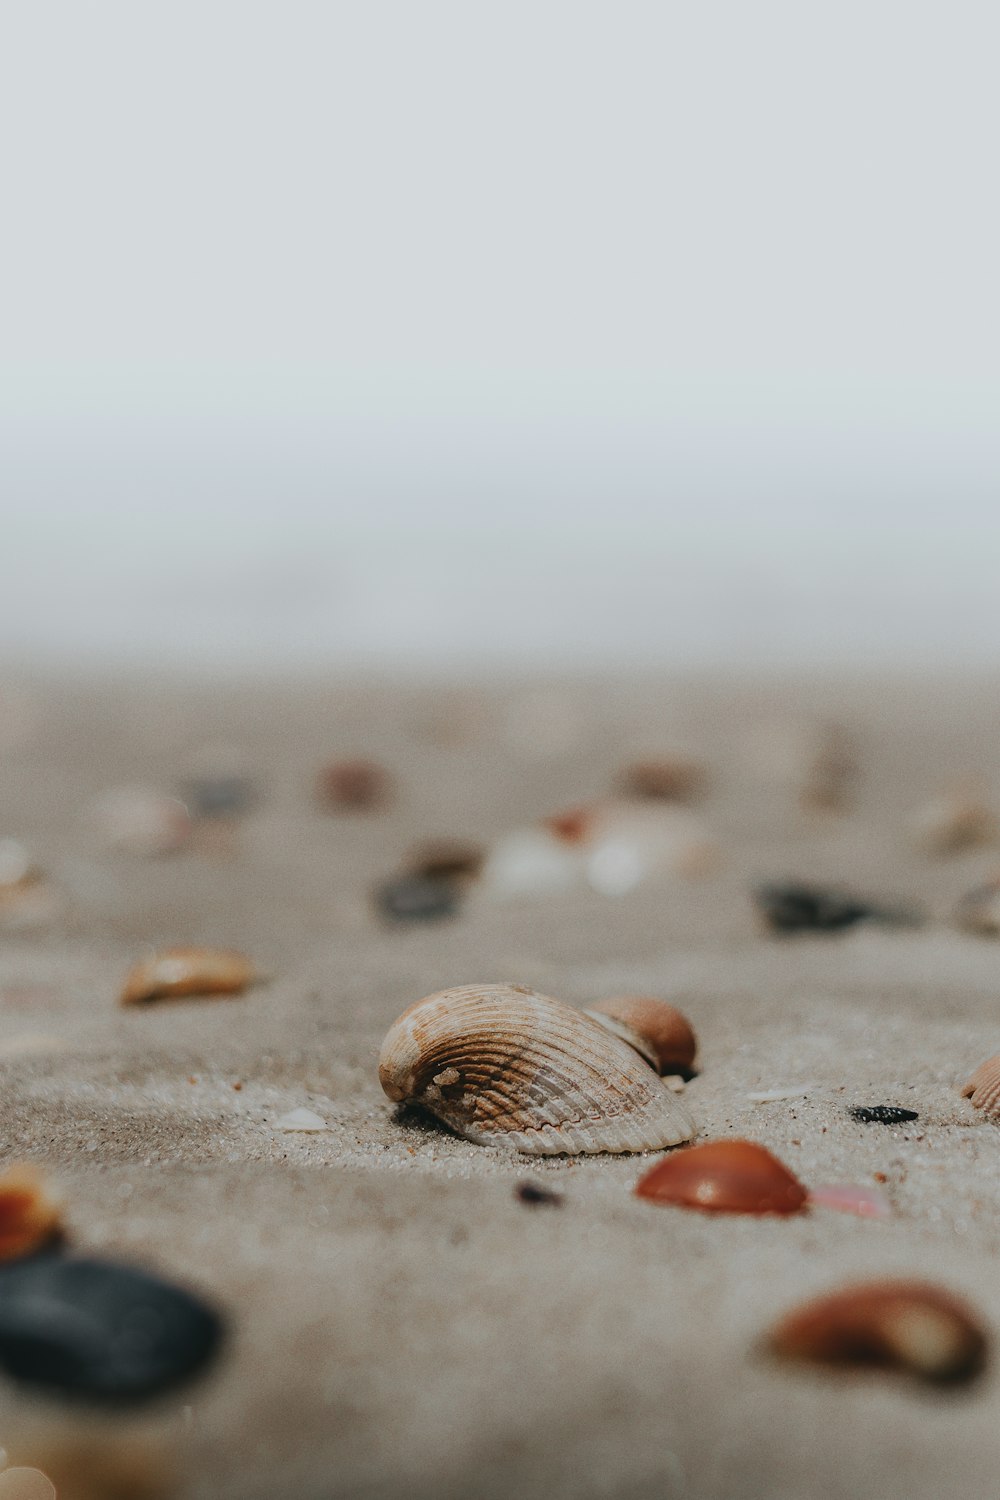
(808, 1183), (892, 1219)
(961, 1054), (1000, 1119)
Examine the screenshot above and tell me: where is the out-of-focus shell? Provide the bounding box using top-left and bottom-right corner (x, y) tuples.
(618, 757), (708, 802)
(955, 880), (1000, 937)
(960, 1054), (1000, 1119)
(586, 996), (697, 1076)
(768, 1279), (987, 1383)
(0, 1165), (64, 1260)
(910, 780), (996, 856)
(120, 948), (256, 1006)
(378, 983), (695, 1155)
(635, 1139), (807, 1213)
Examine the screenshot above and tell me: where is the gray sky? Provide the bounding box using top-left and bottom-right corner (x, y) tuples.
(2, 2), (998, 667)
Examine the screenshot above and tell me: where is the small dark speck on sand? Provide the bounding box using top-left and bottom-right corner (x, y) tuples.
(849, 1106), (919, 1124)
(515, 1181), (563, 1207)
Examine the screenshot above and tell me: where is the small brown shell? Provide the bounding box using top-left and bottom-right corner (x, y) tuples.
(318, 758), (392, 811)
(960, 1054), (1000, 1119)
(405, 839), (485, 883)
(378, 983), (695, 1155)
(618, 758), (707, 802)
(768, 1279), (987, 1382)
(0, 1164), (64, 1260)
(635, 1139), (807, 1214)
(120, 948), (256, 1006)
(587, 996), (697, 1076)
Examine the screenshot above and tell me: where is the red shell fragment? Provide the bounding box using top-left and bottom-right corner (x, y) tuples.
(635, 1139), (807, 1214)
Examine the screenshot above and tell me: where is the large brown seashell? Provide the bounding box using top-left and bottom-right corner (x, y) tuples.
(768, 1279), (987, 1383)
(587, 996), (697, 1076)
(378, 983), (695, 1155)
(635, 1139), (807, 1213)
(960, 1054), (1000, 1119)
(120, 948), (256, 1006)
(0, 1165), (64, 1261)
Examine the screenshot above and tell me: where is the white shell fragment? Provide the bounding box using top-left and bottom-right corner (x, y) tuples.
(274, 1108), (329, 1132)
(480, 830), (582, 898)
(747, 1086), (813, 1103)
(378, 983), (695, 1155)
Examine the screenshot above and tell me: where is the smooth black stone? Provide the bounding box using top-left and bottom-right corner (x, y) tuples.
(849, 1106), (919, 1124)
(375, 874), (459, 923)
(755, 881), (921, 935)
(515, 1181), (563, 1207)
(0, 1254), (223, 1403)
(182, 775), (255, 818)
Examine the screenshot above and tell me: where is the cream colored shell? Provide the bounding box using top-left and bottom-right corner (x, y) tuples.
(961, 1054), (1000, 1119)
(378, 982), (695, 1155)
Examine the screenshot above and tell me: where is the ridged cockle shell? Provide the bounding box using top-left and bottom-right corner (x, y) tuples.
(378, 983), (695, 1155)
(961, 1054), (1000, 1119)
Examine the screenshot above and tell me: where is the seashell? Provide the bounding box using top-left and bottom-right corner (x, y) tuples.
(120, 948), (256, 1006)
(807, 1183), (892, 1219)
(0, 1466), (56, 1498)
(799, 722), (859, 813)
(88, 786), (192, 856)
(405, 838), (484, 883)
(910, 780), (996, 855)
(480, 829), (583, 898)
(767, 1279), (987, 1382)
(0, 1166), (64, 1261)
(378, 983), (695, 1155)
(318, 758), (391, 811)
(635, 1139), (807, 1213)
(586, 996), (697, 1076)
(960, 1053), (1000, 1119)
(273, 1107), (329, 1133)
(618, 757), (707, 802)
(954, 879), (1000, 936)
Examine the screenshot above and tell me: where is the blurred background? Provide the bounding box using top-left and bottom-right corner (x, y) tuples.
(2, 0), (997, 674)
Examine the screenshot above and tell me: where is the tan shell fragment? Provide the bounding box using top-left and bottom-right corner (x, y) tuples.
(960, 1054), (1000, 1119)
(120, 947), (256, 1006)
(378, 983), (695, 1155)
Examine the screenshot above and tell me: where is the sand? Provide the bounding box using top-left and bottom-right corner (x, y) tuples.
(1, 669), (1000, 1499)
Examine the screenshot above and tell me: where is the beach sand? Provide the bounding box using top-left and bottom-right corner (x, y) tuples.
(1, 669), (999, 1499)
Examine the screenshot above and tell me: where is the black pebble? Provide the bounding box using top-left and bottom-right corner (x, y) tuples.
(848, 1105), (919, 1124)
(375, 874), (459, 923)
(515, 1181), (563, 1207)
(0, 1254), (223, 1403)
(754, 881), (922, 935)
(182, 775), (255, 818)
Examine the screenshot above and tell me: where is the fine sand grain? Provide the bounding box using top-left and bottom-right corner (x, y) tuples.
(1, 670), (999, 1499)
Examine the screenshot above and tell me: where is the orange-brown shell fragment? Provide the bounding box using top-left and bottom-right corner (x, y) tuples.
(618, 758), (707, 802)
(635, 1139), (807, 1214)
(768, 1280), (987, 1383)
(120, 948), (256, 1006)
(0, 1164), (64, 1260)
(961, 1054), (1000, 1119)
(587, 996), (697, 1076)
